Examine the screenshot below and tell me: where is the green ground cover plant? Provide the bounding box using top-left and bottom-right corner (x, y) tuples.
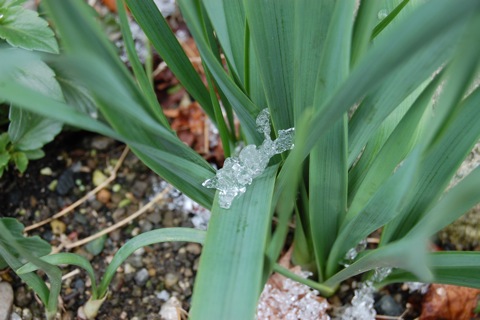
(0, 0), (62, 176)
(0, 0), (480, 319)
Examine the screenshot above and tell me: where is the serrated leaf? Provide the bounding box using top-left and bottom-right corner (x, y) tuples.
(12, 151), (27, 172)
(8, 60), (63, 151)
(23, 148), (44, 160)
(0, 218), (51, 269)
(0, 3), (58, 53)
(0, 132), (9, 150)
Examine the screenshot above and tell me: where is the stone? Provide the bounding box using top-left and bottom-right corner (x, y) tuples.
(0, 282), (13, 320)
(92, 170), (107, 187)
(50, 219), (66, 235)
(96, 189), (111, 204)
(14, 286), (32, 308)
(56, 169), (74, 195)
(91, 136), (115, 150)
(21, 308), (32, 320)
(185, 243), (201, 255)
(132, 181), (148, 198)
(164, 273), (179, 289)
(147, 211), (162, 224)
(135, 268), (150, 286)
(374, 295), (404, 316)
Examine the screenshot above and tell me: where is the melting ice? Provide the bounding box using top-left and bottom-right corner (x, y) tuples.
(202, 109), (295, 209)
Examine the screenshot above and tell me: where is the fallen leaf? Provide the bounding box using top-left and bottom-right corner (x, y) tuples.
(420, 284), (480, 320)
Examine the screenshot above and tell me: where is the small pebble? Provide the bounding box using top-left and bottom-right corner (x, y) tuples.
(156, 290), (170, 301)
(9, 313), (21, 320)
(147, 211), (161, 224)
(164, 273), (179, 289)
(185, 243), (201, 255)
(40, 167), (53, 176)
(91, 136), (115, 150)
(163, 211), (174, 227)
(92, 170), (107, 187)
(0, 282), (13, 320)
(14, 286), (32, 308)
(139, 220), (153, 232)
(124, 263), (136, 274)
(96, 189), (111, 204)
(21, 308), (32, 320)
(56, 169), (74, 195)
(374, 295), (404, 316)
(50, 219), (66, 235)
(132, 181), (148, 198)
(132, 286), (143, 297)
(135, 268), (149, 286)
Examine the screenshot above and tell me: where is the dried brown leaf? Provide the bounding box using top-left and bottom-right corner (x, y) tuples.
(420, 284), (480, 320)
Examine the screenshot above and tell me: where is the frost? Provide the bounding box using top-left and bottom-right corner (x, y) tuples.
(342, 239), (367, 266)
(335, 267), (392, 319)
(257, 270), (330, 320)
(337, 281), (376, 320)
(203, 109), (295, 209)
(372, 267), (392, 282)
(406, 282), (430, 294)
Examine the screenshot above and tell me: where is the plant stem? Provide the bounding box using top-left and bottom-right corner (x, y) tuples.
(272, 263), (335, 297)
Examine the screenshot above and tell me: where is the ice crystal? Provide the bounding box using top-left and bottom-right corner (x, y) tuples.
(343, 239), (367, 266)
(372, 267), (392, 282)
(337, 281), (376, 320)
(203, 109), (295, 209)
(406, 282), (430, 294)
(257, 270), (330, 320)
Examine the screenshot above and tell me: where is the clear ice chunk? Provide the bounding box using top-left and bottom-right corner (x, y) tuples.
(338, 281), (376, 320)
(343, 239), (368, 265)
(202, 109), (295, 209)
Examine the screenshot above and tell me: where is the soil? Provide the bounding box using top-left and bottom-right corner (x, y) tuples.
(0, 131), (203, 319)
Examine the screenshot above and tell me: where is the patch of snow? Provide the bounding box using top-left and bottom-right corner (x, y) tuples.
(336, 281), (376, 320)
(257, 271), (330, 320)
(203, 109), (295, 209)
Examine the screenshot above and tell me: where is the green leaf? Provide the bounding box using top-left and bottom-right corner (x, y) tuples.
(116, 0), (169, 127)
(382, 86), (480, 242)
(190, 166), (277, 320)
(0, 218), (61, 318)
(202, 0), (246, 83)
(23, 148), (44, 160)
(52, 67), (98, 118)
(16, 252), (99, 299)
(407, 165), (480, 240)
(380, 252), (480, 289)
(0, 1), (58, 53)
(8, 60), (63, 151)
(124, 0), (214, 122)
(326, 149), (420, 278)
(347, 73), (441, 217)
(98, 228), (206, 298)
(0, 218), (51, 267)
(307, 0), (354, 281)
(324, 237), (432, 287)
(12, 151), (27, 172)
(178, 0), (262, 145)
(244, 0), (294, 131)
(277, 0), (479, 199)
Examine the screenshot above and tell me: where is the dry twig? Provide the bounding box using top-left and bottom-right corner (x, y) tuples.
(25, 146), (130, 232)
(64, 186), (170, 249)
